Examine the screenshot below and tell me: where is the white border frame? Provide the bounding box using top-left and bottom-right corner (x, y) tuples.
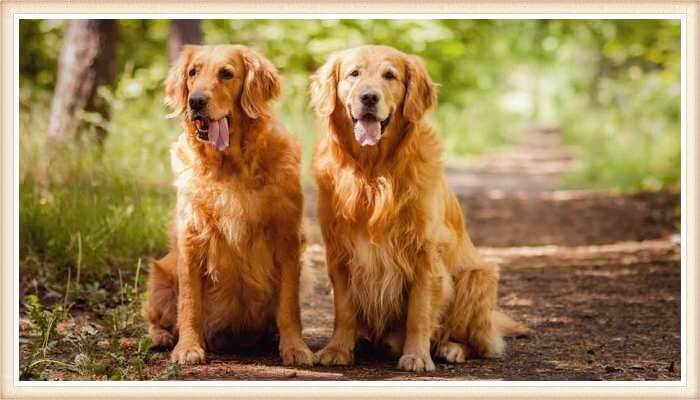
(14, 12), (688, 388)
(2, 3), (696, 399)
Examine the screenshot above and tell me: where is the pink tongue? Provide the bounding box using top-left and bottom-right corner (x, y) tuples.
(354, 118), (381, 146)
(207, 117), (229, 151)
(208, 117), (220, 146)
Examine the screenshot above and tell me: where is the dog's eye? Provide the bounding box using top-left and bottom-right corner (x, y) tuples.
(383, 71), (396, 80)
(349, 69), (359, 78)
(219, 69), (234, 80)
(188, 68), (197, 77)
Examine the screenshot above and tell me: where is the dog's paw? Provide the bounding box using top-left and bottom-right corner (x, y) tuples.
(437, 342), (468, 363)
(280, 342), (315, 366)
(170, 341), (206, 365)
(315, 345), (354, 366)
(149, 326), (176, 349)
(398, 352), (435, 372)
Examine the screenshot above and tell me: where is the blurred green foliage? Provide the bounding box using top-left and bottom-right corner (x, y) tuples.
(18, 19), (681, 284)
(19, 19), (681, 187)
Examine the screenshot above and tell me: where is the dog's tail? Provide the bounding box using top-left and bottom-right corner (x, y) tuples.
(492, 310), (531, 337)
(446, 263), (531, 357)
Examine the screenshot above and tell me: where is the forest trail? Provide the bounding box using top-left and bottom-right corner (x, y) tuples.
(159, 128), (681, 380)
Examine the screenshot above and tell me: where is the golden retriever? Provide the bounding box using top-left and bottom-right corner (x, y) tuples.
(143, 44), (313, 366)
(310, 45), (528, 372)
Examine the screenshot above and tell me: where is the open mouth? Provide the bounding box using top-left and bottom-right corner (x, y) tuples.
(192, 115), (231, 140)
(191, 114), (231, 151)
(351, 112), (391, 147)
(193, 116), (210, 141)
(351, 114), (391, 132)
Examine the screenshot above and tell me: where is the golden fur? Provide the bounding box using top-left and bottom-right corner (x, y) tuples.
(310, 45), (528, 372)
(143, 45), (313, 366)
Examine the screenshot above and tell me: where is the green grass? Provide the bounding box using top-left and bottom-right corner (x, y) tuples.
(20, 90), (175, 284)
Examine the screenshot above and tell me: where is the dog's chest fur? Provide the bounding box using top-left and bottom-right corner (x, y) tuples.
(172, 139), (279, 339)
(347, 230), (416, 339)
(172, 136), (270, 249)
(330, 169), (447, 340)
(179, 174), (266, 245)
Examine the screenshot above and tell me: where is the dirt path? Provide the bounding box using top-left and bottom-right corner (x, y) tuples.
(445, 128), (577, 194)
(151, 246), (679, 381)
(145, 128), (681, 381)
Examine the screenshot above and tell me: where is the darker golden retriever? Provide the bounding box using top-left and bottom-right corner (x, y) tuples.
(143, 44), (313, 366)
(310, 45), (528, 372)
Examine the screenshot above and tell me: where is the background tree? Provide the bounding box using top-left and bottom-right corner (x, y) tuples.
(46, 19), (119, 144)
(168, 20), (202, 62)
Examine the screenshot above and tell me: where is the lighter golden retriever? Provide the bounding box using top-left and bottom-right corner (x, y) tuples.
(310, 45), (528, 372)
(143, 44), (313, 366)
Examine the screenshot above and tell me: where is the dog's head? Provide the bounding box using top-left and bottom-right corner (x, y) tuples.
(165, 45), (280, 150)
(311, 45), (437, 148)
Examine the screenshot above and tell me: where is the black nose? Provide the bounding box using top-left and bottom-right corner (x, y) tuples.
(189, 92), (209, 111)
(360, 90), (380, 107)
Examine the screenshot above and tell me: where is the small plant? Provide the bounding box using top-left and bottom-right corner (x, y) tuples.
(154, 363), (182, 380)
(19, 258), (181, 380)
(19, 294), (69, 380)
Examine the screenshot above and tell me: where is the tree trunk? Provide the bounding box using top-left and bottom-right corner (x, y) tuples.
(47, 19), (119, 144)
(168, 20), (202, 62)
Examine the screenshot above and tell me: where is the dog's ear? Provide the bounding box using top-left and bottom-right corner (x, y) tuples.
(402, 55), (438, 123)
(310, 54), (340, 117)
(240, 48), (281, 119)
(164, 45), (197, 117)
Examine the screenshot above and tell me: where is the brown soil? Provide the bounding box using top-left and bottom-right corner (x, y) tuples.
(149, 245), (680, 381)
(461, 190), (679, 248)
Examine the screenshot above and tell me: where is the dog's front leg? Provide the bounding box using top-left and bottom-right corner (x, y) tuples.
(315, 250), (357, 366)
(274, 236), (314, 366)
(170, 227), (207, 365)
(398, 245), (436, 372)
